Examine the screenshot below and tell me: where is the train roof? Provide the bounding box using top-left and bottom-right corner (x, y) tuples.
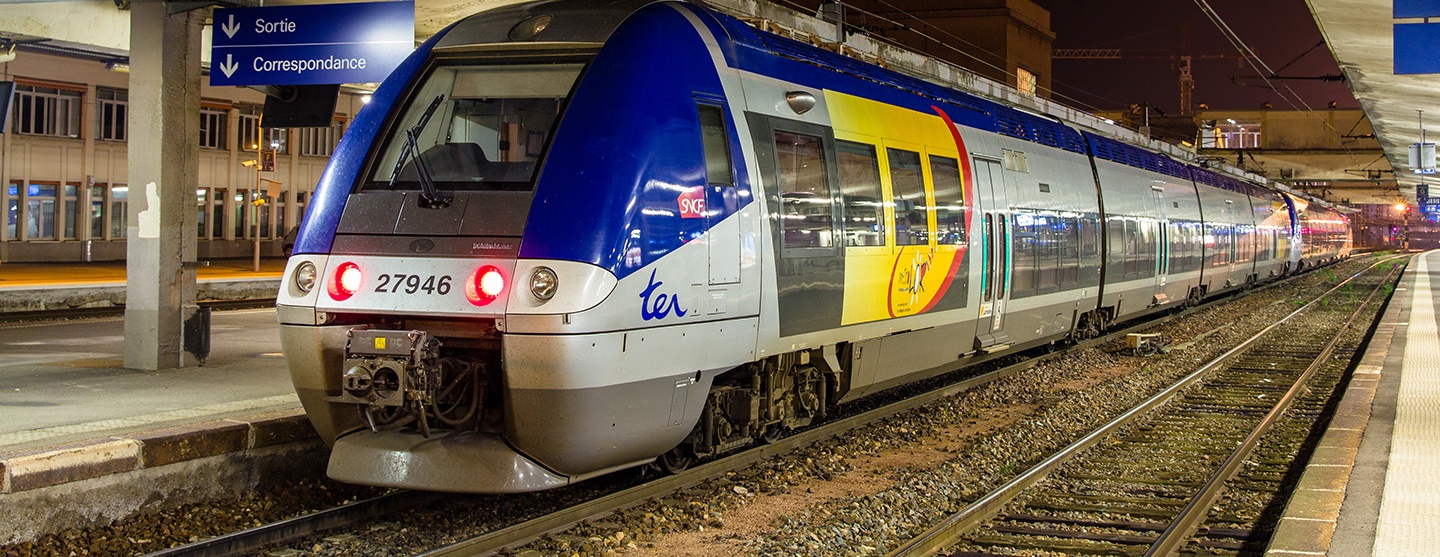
(703, 2), (1291, 202)
(427, 0), (1299, 204)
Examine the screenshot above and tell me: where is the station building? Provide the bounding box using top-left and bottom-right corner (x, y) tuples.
(1, 48), (367, 263)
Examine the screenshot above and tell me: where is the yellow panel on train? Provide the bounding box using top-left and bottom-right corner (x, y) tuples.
(824, 91), (970, 325)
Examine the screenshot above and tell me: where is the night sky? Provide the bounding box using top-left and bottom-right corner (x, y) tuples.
(1031, 0), (1356, 114)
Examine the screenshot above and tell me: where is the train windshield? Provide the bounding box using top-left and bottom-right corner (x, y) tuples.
(365, 63), (584, 192)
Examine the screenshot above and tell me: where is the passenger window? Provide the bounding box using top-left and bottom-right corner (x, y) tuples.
(1012, 211), (1037, 295)
(698, 105), (733, 186)
(774, 130), (833, 249)
(836, 141), (885, 246)
(887, 148), (928, 245)
(930, 156), (966, 245)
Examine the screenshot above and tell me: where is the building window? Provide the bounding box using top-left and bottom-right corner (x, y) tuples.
(238, 108), (261, 151)
(63, 184), (78, 240)
(4, 182), (17, 241)
(200, 107), (228, 149)
(13, 84), (83, 137)
(196, 188), (208, 238)
(1201, 120), (1262, 149)
(212, 189), (227, 239)
(298, 122), (340, 157)
(234, 189), (249, 239)
(295, 191), (308, 229)
(110, 185), (128, 239)
(97, 88), (128, 142)
(1016, 67), (1038, 96)
(264, 128), (289, 155)
(26, 183), (58, 240)
(90, 185), (106, 240)
(258, 192), (271, 238)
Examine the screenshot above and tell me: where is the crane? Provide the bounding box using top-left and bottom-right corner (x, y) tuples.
(1051, 47), (1253, 115)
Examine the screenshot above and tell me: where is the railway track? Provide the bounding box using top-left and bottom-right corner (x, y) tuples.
(886, 257), (1400, 557)
(130, 257), (1394, 557)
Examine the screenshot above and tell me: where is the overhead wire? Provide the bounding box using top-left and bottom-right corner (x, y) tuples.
(761, 0), (1131, 116)
(1190, 0), (1357, 162)
(849, 0), (1134, 113)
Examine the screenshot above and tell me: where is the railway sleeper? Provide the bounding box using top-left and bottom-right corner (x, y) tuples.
(964, 535), (1135, 555)
(1000, 513), (1169, 532)
(989, 524), (1160, 545)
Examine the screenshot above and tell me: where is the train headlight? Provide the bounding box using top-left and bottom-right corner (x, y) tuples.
(329, 261), (362, 301)
(294, 261), (317, 294)
(466, 265), (505, 306)
(529, 267), (558, 301)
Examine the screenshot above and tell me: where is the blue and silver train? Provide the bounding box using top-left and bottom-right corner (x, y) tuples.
(276, 0), (1352, 493)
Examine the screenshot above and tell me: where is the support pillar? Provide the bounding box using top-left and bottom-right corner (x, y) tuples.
(124, 2), (202, 370)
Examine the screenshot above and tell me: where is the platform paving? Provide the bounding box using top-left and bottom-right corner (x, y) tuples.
(1268, 250), (1440, 556)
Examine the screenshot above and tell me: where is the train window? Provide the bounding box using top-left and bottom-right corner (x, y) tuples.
(1060, 216), (1080, 285)
(1107, 217), (1127, 278)
(1012, 211), (1037, 296)
(887, 148), (928, 245)
(930, 156), (966, 245)
(366, 63), (584, 192)
(1037, 217), (1058, 290)
(775, 130), (834, 249)
(837, 141), (884, 247)
(1079, 217), (1098, 258)
(697, 104), (734, 186)
(1140, 218), (1152, 277)
(982, 214), (994, 303)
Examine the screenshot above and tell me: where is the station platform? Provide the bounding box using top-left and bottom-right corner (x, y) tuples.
(0, 258), (286, 313)
(1268, 250), (1440, 556)
(0, 262), (311, 544)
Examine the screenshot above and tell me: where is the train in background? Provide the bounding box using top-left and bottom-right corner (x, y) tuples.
(275, 0), (1351, 493)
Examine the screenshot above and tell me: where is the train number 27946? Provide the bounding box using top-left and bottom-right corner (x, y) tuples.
(375, 273), (453, 295)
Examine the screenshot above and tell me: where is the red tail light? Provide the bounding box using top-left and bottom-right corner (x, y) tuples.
(329, 261), (362, 301)
(466, 265), (505, 306)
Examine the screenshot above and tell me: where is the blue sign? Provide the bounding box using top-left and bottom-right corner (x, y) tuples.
(1396, 0), (1440, 18)
(1423, 203), (1440, 214)
(210, 1), (413, 86)
(1420, 184), (1429, 204)
(1395, 23), (1440, 74)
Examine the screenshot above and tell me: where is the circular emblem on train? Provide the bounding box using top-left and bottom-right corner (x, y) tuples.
(409, 239), (435, 253)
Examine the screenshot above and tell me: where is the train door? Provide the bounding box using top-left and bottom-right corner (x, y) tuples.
(973, 156), (1012, 351)
(1151, 186), (1170, 303)
(696, 101), (740, 286)
(1224, 200), (1238, 283)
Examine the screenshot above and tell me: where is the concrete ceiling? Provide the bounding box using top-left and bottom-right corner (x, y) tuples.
(1309, 0), (1437, 206)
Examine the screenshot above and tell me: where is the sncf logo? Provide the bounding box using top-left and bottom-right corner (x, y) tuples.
(678, 187), (706, 219)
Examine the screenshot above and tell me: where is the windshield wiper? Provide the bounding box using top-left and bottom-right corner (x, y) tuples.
(386, 94), (452, 209)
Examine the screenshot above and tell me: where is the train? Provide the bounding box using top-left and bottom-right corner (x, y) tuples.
(275, 0), (1352, 493)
